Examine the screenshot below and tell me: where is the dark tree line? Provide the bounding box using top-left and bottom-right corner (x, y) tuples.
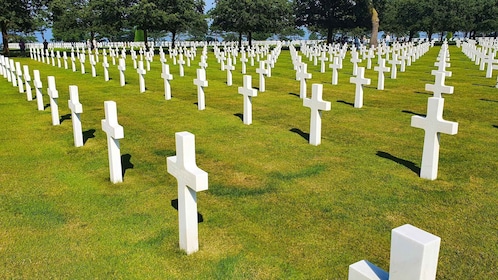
(1, 0), (497, 55)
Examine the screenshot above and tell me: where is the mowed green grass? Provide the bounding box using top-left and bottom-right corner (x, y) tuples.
(0, 45), (496, 279)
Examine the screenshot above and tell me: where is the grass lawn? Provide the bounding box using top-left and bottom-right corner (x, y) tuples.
(0, 45), (497, 279)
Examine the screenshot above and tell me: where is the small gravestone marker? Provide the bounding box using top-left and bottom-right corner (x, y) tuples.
(388, 53), (400, 79)
(63, 52), (68, 69)
(411, 97), (458, 180)
(118, 58), (126, 86)
(426, 71), (453, 98)
(23, 65), (32, 101)
(178, 54), (186, 77)
(349, 224), (441, 280)
(256, 60), (268, 92)
(80, 53), (86, 74)
(296, 63), (312, 98)
(350, 51), (362, 76)
(193, 68), (208, 110)
(47, 76), (60, 126)
(167, 131), (208, 255)
(68, 85), (84, 147)
(56, 51), (62, 68)
(137, 61), (147, 93)
(350, 67), (371, 108)
(162, 63), (173, 100)
(33, 70), (44, 111)
(238, 75), (258, 125)
(199, 55), (208, 69)
(101, 101), (124, 184)
(9, 59), (17, 87)
(225, 57), (235, 86)
(240, 52), (248, 74)
(102, 54), (110, 81)
(319, 51), (328, 73)
(303, 84), (331, 146)
(15, 62), (24, 93)
(374, 58), (390, 90)
(71, 50), (77, 72)
(329, 56), (341, 85)
(90, 54), (97, 77)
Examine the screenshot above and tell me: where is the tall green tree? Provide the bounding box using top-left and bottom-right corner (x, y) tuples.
(209, 0), (293, 46)
(0, 0), (45, 55)
(295, 0), (370, 44)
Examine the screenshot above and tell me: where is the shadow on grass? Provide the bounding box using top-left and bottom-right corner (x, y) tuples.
(121, 153), (134, 178)
(376, 151), (420, 176)
(171, 199), (204, 223)
(82, 129), (96, 145)
(480, 98), (498, 103)
(290, 128), (309, 141)
(59, 113), (71, 124)
(493, 125), (498, 129)
(288, 92), (300, 98)
(402, 110), (426, 117)
(233, 113), (243, 121)
(414, 91), (431, 95)
(337, 100), (354, 107)
(473, 84), (496, 88)
(44, 103), (50, 109)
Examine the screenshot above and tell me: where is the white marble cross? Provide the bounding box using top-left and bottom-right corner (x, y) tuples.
(199, 55), (208, 69)
(388, 53), (400, 79)
(411, 97), (458, 180)
(178, 54), (186, 77)
(79, 53), (86, 74)
(102, 54), (110, 81)
(350, 67), (371, 108)
(33, 70), (44, 111)
(193, 68), (208, 110)
(162, 63), (173, 100)
(23, 65), (32, 101)
(365, 48), (374, 69)
(296, 63), (312, 98)
(303, 84), (331, 146)
(71, 51), (77, 72)
(56, 51), (62, 68)
(374, 58), (390, 90)
(256, 60), (268, 92)
(47, 76), (60, 126)
(68, 85), (84, 147)
(238, 75), (258, 125)
(225, 57), (235, 86)
(319, 52), (328, 73)
(484, 51), (497, 78)
(118, 58), (126, 87)
(426, 70), (453, 98)
(434, 59), (451, 77)
(167, 131), (208, 255)
(101, 101), (124, 184)
(349, 224), (441, 280)
(329, 56), (341, 85)
(350, 51), (362, 76)
(9, 59), (17, 86)
(240, 52), (248, 74)
(90, 54), (97, 77)
(63, 52), (68, 69)
(137, 61), (147, 93)
(15, 62), (24, 93)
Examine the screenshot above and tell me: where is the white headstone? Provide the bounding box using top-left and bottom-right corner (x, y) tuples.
(102, 55), (110, 81)
(15, 62), (24, 93)
(137, 60), (146, 93)
(411, 97), (458, 180)
(33, 70), (44, 111)
(296, 63), (312, 98)
(80, 53), (86, 74)
(225, 57), (235, 86)
(178, 54), (185, 77)
(303, 84), (331, 146)
(68, 85), (84, 147)
(167, 131), (208, 255)
(193, 68), (208, 110)
(101, 101), (124, 184)
(161, 63), (173, 100)
(350, 51), (362, 76)
(374, 58), (390, 90)
(256, 61), (268, 92)
(47, 76), (60, 126)
(350, 67), (371, 108)
(118, 58), (126, 87)
(349, 224), (441, 280)
(329, 56), (341, 85)
(23, 65), (32, 101)
(426, 71), (453, 98)
(90, 54), (97, 77)
(238, 75), (258, 125)
(9, 59), (17, 86)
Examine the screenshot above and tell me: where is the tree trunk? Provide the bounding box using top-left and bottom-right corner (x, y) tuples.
(370, 7), (379, 47)
(172, 30), (176, 48)
(238, 32), (242, 47)
(248, 32), (252, 47)
(326, 27), (333, 45)
(144, 29), (148, 51)
(2, 22), (10, 56)
(408, 30), (414, 41)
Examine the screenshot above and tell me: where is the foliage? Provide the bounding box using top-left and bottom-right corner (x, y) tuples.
(209, 0), (293, 45)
